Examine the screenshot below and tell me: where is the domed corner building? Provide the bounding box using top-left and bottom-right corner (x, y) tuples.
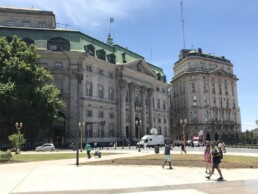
(170, 48), (241, 144)
(0, 7), (171, 147)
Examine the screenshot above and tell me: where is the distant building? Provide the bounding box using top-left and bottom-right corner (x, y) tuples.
(0, 7), (170, 146)
(170, 48), (241, 143)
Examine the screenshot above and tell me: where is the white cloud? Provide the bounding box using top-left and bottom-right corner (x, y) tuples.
(7, 0), (158, 30)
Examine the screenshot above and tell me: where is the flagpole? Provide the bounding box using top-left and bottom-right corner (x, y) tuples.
(109, 17), (114, 36)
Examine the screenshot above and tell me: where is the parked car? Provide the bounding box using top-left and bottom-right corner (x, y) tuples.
(35, 143), (55, 152)
(69, 142), (76, 151)
(0, 143), (10, 151)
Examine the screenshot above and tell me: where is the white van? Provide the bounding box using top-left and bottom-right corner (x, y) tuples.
(138, 135), (164, 147)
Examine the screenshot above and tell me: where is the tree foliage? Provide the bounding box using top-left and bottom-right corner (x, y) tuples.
(0, 36), (65, 129)
(8, 133), (26, 154)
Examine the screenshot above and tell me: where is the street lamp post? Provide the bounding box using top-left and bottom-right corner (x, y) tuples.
(135, 118), (142, 152)
(78, 122), (85, 152)
(121, 129), (125, 149)
(15, 122), (23, 153)
(180, 119), (187, 147)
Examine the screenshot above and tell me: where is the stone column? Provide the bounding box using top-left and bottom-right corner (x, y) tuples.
(69, 70), (80, 142)
(129, 82), (136, 139)
(140, 86), (147, 136)
(119, 79), (127, 139)
(147, 88), (154, 129)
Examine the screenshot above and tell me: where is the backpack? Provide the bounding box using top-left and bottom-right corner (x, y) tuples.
(218, 147), (223, 159)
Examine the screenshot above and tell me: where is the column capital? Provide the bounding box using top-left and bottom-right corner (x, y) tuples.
(128, 82), (136, 90)
(119, 79), (127, 88)
(140, 86), (147, 93)
(147, 88), (154, 95)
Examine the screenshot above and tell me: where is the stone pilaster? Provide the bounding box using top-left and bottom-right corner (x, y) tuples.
(119, 79), (127, 138)
(129, 82), (136, 139)
(147, 88), (154, 129)
(140, 86), (147, 136)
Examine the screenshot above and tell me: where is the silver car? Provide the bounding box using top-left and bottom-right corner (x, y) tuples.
(35, 143), (55, 152)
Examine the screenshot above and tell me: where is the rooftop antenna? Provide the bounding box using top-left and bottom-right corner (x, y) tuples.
(180, 0), (186, 49)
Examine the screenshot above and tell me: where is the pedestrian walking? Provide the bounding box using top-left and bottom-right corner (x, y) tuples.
(221, 141), (226, 153)
(206, 141), (224, 181)
(85, 142), (91, 159)
(162, 141), (173, 169)
(181, 142), (187, 154)
(204, 144), (211, 174)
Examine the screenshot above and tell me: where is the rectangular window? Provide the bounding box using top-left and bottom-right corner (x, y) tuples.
(5, 20), (14, 26)
(109, 88), (114, 100)
(204, 96), (207, 106)
(86, 83), (93, 96)
(98, 69), (104, 75)
(192, 96), (197, 106)
(22, 21), (31, 27)
(86, 65), (92, 72)
(87, 125), (92, 137)
(125, 91), (129, 102)
(157, 99), (161, 109)
(87, 110), (93, 117)
(55, 62), (62, 69)
(98, 86), (104, 98)
(38, 22), (46, 28)
(98, 110), (104, 118)
(100, 125), (104, 137)
(192, 111), (198, 122)
(205, 111), (208, 122)
(109, 112), (114, 119)
(162, 100), (166, 110)
(109, 123), (114, 137)
(192, 82), (195, 92)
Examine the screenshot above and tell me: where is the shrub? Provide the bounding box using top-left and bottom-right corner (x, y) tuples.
(0, 150), (12, 161)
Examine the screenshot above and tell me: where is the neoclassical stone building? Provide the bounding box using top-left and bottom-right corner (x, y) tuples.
(0, 7), (170, 146)
(170, 49), (241, 143)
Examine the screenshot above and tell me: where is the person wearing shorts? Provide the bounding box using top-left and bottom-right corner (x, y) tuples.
(206, 142), (223, 181)
(162, 141), (173, 169)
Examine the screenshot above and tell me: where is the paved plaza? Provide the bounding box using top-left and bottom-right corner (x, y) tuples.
(1, 148), (258, 194)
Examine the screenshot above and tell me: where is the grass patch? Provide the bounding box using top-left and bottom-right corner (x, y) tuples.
(84, 154), (258, 169)
(0, 152), (116, 163)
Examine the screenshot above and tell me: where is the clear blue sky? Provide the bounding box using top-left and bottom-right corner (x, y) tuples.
(1, 0), (258, 132)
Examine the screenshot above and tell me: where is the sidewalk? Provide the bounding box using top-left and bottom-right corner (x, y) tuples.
(1, 149), (258, 194)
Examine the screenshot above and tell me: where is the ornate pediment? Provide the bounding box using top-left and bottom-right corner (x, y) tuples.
(209, 68), (237, 79)
(123, 59), (157, 78)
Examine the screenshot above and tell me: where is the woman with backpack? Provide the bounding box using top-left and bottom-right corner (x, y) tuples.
(206, 141), (224, 181)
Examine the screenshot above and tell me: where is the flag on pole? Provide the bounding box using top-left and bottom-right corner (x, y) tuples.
(110, 17), (114, 23)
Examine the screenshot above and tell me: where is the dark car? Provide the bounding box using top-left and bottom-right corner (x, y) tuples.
(69, 142), (77, 151)
(0, 143), (10, 151)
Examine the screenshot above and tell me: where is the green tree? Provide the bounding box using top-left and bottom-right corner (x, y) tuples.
(8, 133), (26, 154)
(0, 36), (65, 134)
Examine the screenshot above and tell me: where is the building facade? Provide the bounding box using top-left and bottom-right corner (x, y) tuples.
(170, 49), (241, 143)
(0, 7), (170, 146)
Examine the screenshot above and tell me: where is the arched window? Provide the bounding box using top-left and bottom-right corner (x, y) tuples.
(47, 37), (70, 51)
(96, 49), (106, 60)
(107, 54), (116, 64)
(23, 38), (35, 46)
(85, 44), (95, 56)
